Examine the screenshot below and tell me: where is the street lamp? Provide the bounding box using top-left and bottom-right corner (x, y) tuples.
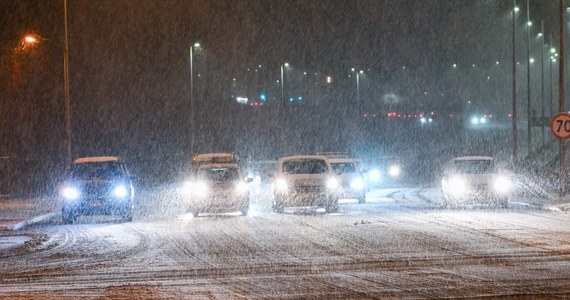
(23, 1), (71, 167)
(280, 62), (289, 107)
(351, 69), (364, 107)
(189, 42), (200, 155)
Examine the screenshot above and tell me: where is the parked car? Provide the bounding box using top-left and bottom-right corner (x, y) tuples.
(60, 156), (135, 224)
(328, 157), (366, 203)
(270, 155), (340, 213)
(182, 163), (251, 217)
(440, 156), (512, 208)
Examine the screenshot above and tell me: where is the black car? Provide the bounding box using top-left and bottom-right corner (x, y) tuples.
(60, 156), (135, 224)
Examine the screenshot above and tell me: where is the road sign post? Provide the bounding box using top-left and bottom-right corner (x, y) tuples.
(551, 113), (570, 196)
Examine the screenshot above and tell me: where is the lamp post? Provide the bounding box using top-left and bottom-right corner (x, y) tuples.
(512, 0), (518, 167)
(23, 0), (71, 167)
(280, 62), (289, 107)
(189, 42), (200, 155)
(351, 68), (364, 108)
(539, 21), (545, 149)
(526, 0), (531, 156)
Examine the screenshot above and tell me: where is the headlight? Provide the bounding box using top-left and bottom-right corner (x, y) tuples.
(235, 182), (249, 193)
(388, 165), (401, 178)
(494, 175), (512, 194)
(183, 181), (208, 197)
(350, 177), (365, 190)
(447, 176), (467, 196)
(113, 185), (129, 198)
(61, 186), (80, 200)
(368, 169), (381, 182)
(274, 178), (288, 191)
(326, 177), (339, 190)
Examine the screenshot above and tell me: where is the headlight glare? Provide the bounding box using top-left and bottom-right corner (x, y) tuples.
(388, 165), (401, 178)
(61, 186), (80, 200)
(494, 175), (512, 194)
(235, 182), (249, 193)
(368, 169), (381, 182)
(448, 176), (467, 196)
(275, 178), (288, 191)
(183, 181), (208, 197)
(350, 177), (365, 190)
(113, 185), (129, 198)
(326, 177), (339, 190)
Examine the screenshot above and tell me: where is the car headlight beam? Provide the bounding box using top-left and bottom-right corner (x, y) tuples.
(368, 169), (381, 182)
(388, 165), (401, 178)
(326, 177), (339, 190)
(447, 176), (467, 196)
(235, 182), (249, 194)
(350, 177), (365, 190)
(61, 186), (80, 200)
(275, 178), (288, 191)
(494, 175), (512, 194)
(113, 185), (129, 198)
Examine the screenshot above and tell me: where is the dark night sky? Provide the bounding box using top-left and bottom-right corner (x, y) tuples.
(0, 0), (563, 185)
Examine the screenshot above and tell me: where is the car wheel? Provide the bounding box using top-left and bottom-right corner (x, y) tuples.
(62, 207), (76, 225)
(325, 199), (339, 213)
(272, 200), (284, 213)
(498, 198), (509, 209)
(121, 209), (133, 222)
(241, 203), (250, 216)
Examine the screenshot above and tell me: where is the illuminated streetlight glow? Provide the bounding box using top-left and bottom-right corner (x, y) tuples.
(23, 35), (39, 44)
(529, 58), (535, 63)
(514, 6), (520, 12)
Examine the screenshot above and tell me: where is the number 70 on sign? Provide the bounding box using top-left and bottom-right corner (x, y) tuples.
(551, 113), (570, 139)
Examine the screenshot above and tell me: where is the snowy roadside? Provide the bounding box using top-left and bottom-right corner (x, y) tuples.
(0, 197), (60, 231)
(0, 197), (59, 251)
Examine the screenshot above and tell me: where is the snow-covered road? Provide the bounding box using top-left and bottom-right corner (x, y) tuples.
(1, 188), (570, 299)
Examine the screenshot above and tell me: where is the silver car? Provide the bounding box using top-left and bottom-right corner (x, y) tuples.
(440, 156), (512, 208)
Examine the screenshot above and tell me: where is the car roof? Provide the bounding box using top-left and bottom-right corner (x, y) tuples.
(279, 155), (329, 162)
(328, 157), (357, 164)
(198, 163), (240, 169)
(74, 156), (120, 164)
(192, 153), (236, 160)
(452, 156), (494, 161)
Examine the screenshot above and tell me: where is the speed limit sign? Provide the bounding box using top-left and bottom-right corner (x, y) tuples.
(550, 112), (570, 139)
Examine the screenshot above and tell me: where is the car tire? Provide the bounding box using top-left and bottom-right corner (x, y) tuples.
(121, 209), (133, 222)
(241, 203), (250, 216)
(62, 207), (76, 225)
(325, 199), (339, 213)
(272, 200), (284, 213)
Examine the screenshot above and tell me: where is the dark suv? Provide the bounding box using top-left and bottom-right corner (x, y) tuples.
(60, 156), (135, 224)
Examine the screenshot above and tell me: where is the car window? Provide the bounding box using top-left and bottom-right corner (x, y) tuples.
(331, 163), (357, 173)
(199, 167), (239, 181)
(453, 160), (495, 174)
(70, 162), (124, 179)
(282, 159), (329, 174)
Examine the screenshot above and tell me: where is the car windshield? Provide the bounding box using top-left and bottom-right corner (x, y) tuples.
(282, 159), (328, 174)
(198, 167), (239, 181)
(331, 162), (357, 173)
(70, 162), (124, 179)
(453, 160), (495, 174)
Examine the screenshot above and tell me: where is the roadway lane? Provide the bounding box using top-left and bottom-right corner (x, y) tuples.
(1, 187), (570, 299)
